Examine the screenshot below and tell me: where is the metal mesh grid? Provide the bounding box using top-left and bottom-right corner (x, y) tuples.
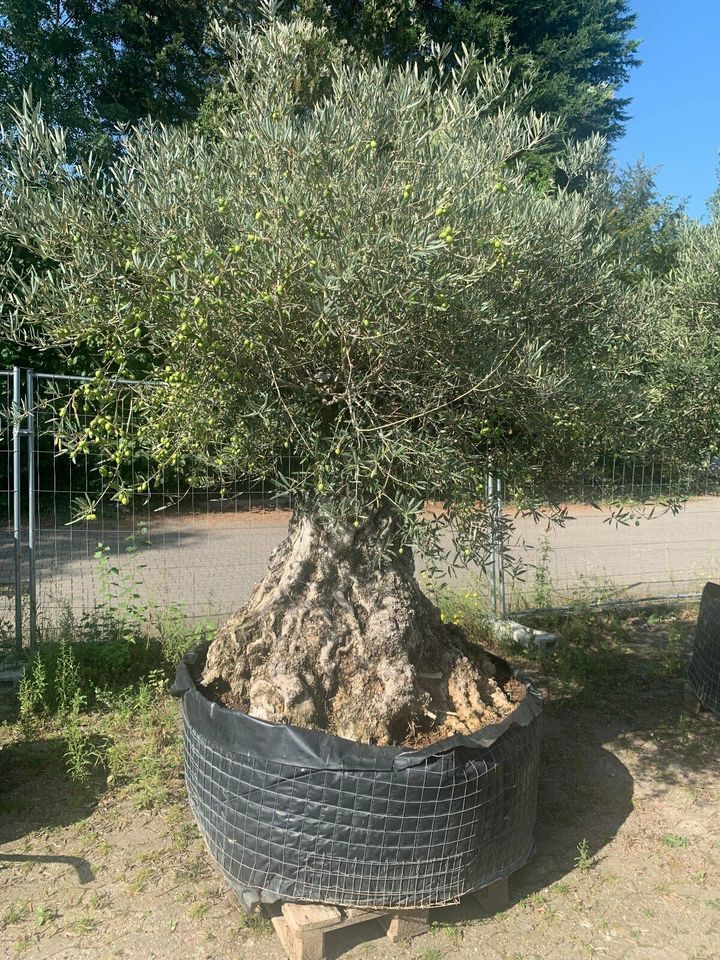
(181, 695), (540, 909)
(687, 581), (720, 714)
(554, 452), (720, 503)
(504, 502), (720, 612)
(10, 370), (292, 635)
(4, 363), (720, 645)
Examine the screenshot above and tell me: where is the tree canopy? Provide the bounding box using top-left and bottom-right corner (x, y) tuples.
(0, 2), (643, 373)
(1, 16), (684, 561)
(647, 212), (720, 465)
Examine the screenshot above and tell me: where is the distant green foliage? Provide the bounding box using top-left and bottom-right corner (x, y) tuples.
(289, 0), (639, 146)
(0, 0), (220, 161)
(194, 13), (343, 136)
(0, 2), (639, 160)
(0, 2), (233, 369)
(608, 160), (687, 282)
(0, 231), (64, 370)
(644, 205), (720, 467)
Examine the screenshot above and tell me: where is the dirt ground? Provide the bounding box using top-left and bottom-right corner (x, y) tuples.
(1, 608), (719, 960)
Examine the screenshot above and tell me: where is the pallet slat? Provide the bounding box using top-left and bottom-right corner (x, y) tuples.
(271, 877), (510, 960)
(283, 903), (342, 932)
(383, 910), (430, 943)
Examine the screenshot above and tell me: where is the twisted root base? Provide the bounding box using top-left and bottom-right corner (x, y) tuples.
(201, 511), (517, 746)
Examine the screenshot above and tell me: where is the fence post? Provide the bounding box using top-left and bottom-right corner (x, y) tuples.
(487, 468), (497, 619)
(495, 475), (507, 619)
(12, 366), (22, 653)
(27, 368), (37, 648)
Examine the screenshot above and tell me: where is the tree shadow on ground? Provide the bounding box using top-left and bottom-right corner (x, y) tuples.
(301, 714), (635, 959)
(260, 610), (718, 959)
(0, 851), (94, 884)
(510, 609), (718, 896)
(0, 734), (106, 884)
(427, 608), (717, 928)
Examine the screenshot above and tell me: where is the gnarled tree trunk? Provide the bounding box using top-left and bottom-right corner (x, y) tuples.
(201, 510), (517, 745)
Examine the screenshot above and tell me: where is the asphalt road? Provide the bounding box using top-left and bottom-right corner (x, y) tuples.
(2, 497), (719, 631)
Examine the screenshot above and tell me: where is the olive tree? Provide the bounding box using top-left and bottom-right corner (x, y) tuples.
(1, 18), (659, 743)
(646, 216), (720, 464)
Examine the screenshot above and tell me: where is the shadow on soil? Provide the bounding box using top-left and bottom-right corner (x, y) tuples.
(0, 851), (94, 884)
(406, 608), (717, 938)
(272, 615), (681, 958)
(3, 606), (716, 959)
(0, 735), (106, 883)
(289, 713), (637, 960)
(505, 608), (719, 901)
(247, 609), (719, 960)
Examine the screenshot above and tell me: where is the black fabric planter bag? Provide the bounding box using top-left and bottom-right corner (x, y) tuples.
(172, 648), (542, 910)
(688, 581), (720, 714)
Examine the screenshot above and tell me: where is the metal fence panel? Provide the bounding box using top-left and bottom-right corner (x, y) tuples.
(0, 370), (17, 652)
(502, 500), (720, 613)
(2, 366), (719, 649)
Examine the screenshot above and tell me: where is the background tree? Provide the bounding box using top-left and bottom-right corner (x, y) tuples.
(607, 159), (687, 283)
(645, 209), (720, 467)
(199, 2), (640, 188)
(1, 2), (640, 159)
(0, 17), (678, 744)
(291, 0), (640, 145)
(0, 0), (218, 160)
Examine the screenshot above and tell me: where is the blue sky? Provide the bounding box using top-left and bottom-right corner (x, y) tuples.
(613, 0), (720, 219)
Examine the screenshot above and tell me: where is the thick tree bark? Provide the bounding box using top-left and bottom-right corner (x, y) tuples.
(201, 510), (518, 745)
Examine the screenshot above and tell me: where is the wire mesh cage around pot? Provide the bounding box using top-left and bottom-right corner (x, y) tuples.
(687, 581), (720, 714)
(172, 647), (543, 911)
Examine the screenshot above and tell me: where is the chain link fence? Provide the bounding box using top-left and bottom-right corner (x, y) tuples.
(2, 366), (719, 652)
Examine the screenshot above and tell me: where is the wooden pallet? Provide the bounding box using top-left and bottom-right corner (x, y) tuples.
(271, 877), (510, 960)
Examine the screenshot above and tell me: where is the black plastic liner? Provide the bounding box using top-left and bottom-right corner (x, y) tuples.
(172, 648), (542, 910)
(688, 581), (720, 714)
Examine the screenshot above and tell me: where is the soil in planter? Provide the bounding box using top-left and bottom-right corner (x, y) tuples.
(199, 512), (527, 748)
